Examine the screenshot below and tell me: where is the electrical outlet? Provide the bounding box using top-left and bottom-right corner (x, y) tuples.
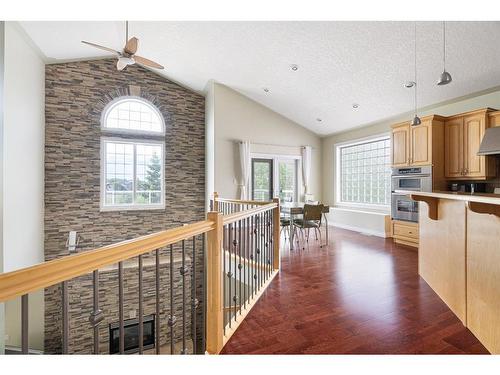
(4, 334), (10, 341)
(129, 310), (136, 319)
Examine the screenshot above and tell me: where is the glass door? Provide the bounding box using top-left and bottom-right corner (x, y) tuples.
(252, 158), (273, 201)
(278, 159), (297, 203)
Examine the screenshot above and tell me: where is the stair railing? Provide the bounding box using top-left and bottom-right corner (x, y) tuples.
(206, 193), (280, 353)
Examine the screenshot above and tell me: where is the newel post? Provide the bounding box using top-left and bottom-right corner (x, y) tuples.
(206, 211), (224, 354)
(272, 198), (281, 270)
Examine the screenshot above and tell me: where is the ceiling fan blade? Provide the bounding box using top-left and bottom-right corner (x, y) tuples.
(82, 41), (121, 55)
(124, 37), (138, 55)
(133, 55), (164, 69)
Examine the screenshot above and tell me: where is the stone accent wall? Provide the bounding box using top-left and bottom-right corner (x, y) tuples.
(44, 59), (205, 354)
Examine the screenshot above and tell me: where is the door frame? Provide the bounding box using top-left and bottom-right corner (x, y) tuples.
(250, 153), (300, 202)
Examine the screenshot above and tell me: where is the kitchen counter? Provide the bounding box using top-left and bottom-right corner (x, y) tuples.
(395, 189), (500, 205)
(402, 189), (500, 354)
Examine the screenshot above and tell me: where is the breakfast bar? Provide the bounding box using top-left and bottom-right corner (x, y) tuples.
(397, 190), (500, 354)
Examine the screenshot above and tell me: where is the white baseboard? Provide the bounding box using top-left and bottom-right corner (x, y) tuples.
(329, 222), (388, 238)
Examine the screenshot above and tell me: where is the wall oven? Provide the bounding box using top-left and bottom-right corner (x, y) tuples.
(391, 166), (432, 223)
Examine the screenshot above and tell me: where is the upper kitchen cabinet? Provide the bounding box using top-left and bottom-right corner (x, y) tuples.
(391, 123), (410, 167)
(488, 111), (500, 127)
(444, 108), (496, 180)
(391, 115), (445, 168)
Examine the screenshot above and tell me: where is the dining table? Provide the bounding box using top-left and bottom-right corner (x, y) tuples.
(280, 202), (330, 250)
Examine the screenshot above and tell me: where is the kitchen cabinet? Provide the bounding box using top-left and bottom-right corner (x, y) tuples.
(444, 117), (464, 178)
(489, 111), (500, 127)
(391, 115), (444, 168)
(392, 220), (418, 248)
(444, 109), (496, 180)
(391, 123), (410, 167)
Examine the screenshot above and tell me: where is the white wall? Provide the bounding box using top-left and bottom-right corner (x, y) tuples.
(208, 82), (322, 201)
(2, 22), (45, 351)
(0, 20), (5, 355)
(205, 81), (215, 210)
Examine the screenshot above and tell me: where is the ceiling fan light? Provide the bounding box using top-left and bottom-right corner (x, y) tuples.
(116, 56), (135, 71)
(410, 115), (422, 126)
(437, 70), (453, 85)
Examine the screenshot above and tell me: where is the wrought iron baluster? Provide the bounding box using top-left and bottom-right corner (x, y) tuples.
(62, 281), (69, 354)
(228, 223), (232, 328)
(155, 249), (161, 354)
(238, 219), (242, 316)
(243, 216), (247, 309)
(251, 215), (255, 299)
(266, 210), (269, 278)
(21, 294), (28, 354)
(181, 240), (187, 354)
(169, 244), (175, 354)
(259, 212), (266, 289)
(138, 255), (144, 354)
(192, 236), (197, 354)
(223, 224), (227, 332)
(90, 270), (102, 354)
(233, 222), (237, 322)
(118, 261), (124, 354)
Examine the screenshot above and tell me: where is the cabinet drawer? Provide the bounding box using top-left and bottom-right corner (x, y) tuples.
(393, 222), (419, 239)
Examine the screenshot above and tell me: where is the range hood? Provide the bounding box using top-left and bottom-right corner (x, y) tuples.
(477, 127), (500, 156)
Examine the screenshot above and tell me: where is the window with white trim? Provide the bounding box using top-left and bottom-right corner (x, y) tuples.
(101, 97), (165, 211)
(336, 136), (391, 207)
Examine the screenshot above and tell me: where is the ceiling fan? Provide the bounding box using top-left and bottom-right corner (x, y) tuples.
(81, 21), (164, 71)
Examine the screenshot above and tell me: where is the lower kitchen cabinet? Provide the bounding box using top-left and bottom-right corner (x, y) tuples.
(467, 208), (500, 354)
(392, 220), (418, 248)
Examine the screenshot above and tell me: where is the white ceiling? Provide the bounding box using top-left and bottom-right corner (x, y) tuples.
(19, 21), (500, 136)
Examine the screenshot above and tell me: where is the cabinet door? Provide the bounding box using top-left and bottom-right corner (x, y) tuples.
(445, 118), (464, 178)
(410, 119), (432, 166)
(391, 124), (409, 167)
(464, 114), (486, 178)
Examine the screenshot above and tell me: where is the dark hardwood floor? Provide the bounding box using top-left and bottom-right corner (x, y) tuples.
(221, 227), (489, 354)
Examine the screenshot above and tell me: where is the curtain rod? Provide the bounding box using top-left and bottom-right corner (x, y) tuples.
(238, 141), (315, 150)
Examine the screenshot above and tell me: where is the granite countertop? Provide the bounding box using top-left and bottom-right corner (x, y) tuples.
(395, 190), (500, 205)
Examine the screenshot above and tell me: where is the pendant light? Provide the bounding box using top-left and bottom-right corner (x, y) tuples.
(411, 22), (421, 126)
(437, 21), (453, 85)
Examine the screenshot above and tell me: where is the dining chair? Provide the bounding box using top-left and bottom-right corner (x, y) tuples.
(292, 204), (324, 249)
(280, 216), (291, 240)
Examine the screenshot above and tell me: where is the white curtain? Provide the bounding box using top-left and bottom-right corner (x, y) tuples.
(301, 146), (312, 195)
(238, 141), (251, 199)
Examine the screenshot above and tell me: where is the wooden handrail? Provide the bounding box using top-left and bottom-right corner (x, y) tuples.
(214, 197), (272, 206)
(0, 220), (215, 302)
(222, 202), (277, 225)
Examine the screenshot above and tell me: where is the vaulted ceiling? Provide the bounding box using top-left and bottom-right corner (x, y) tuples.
(20, 21), (500, 136)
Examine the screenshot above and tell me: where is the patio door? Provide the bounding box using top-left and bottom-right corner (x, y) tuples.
(251, 158), (273, 201)
(277, 159), (297, 203)
(251, 156), (299, 202)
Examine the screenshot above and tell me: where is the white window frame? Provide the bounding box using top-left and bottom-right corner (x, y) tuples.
(334, 133), (391, 211)
(100, 137), (165, 211)
(249, 152), (301, 202)
(101, 96), (165, 136)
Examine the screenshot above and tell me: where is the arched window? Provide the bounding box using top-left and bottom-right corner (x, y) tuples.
(101, 97), (165, 211)
(102, 97), (164, 134)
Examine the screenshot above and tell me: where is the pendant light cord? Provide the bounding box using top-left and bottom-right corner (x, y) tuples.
(125, 21), (129, 44)
(443, 21), (446, 70)
(414, 21), (418, 116)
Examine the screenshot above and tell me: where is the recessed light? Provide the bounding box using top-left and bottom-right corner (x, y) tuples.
(290, 64), (299, 71)
(352, 103), (359, 109)
(263, 88), (270, 93)
(316, 118), (322, 123)
(404, 81), (416, 88)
